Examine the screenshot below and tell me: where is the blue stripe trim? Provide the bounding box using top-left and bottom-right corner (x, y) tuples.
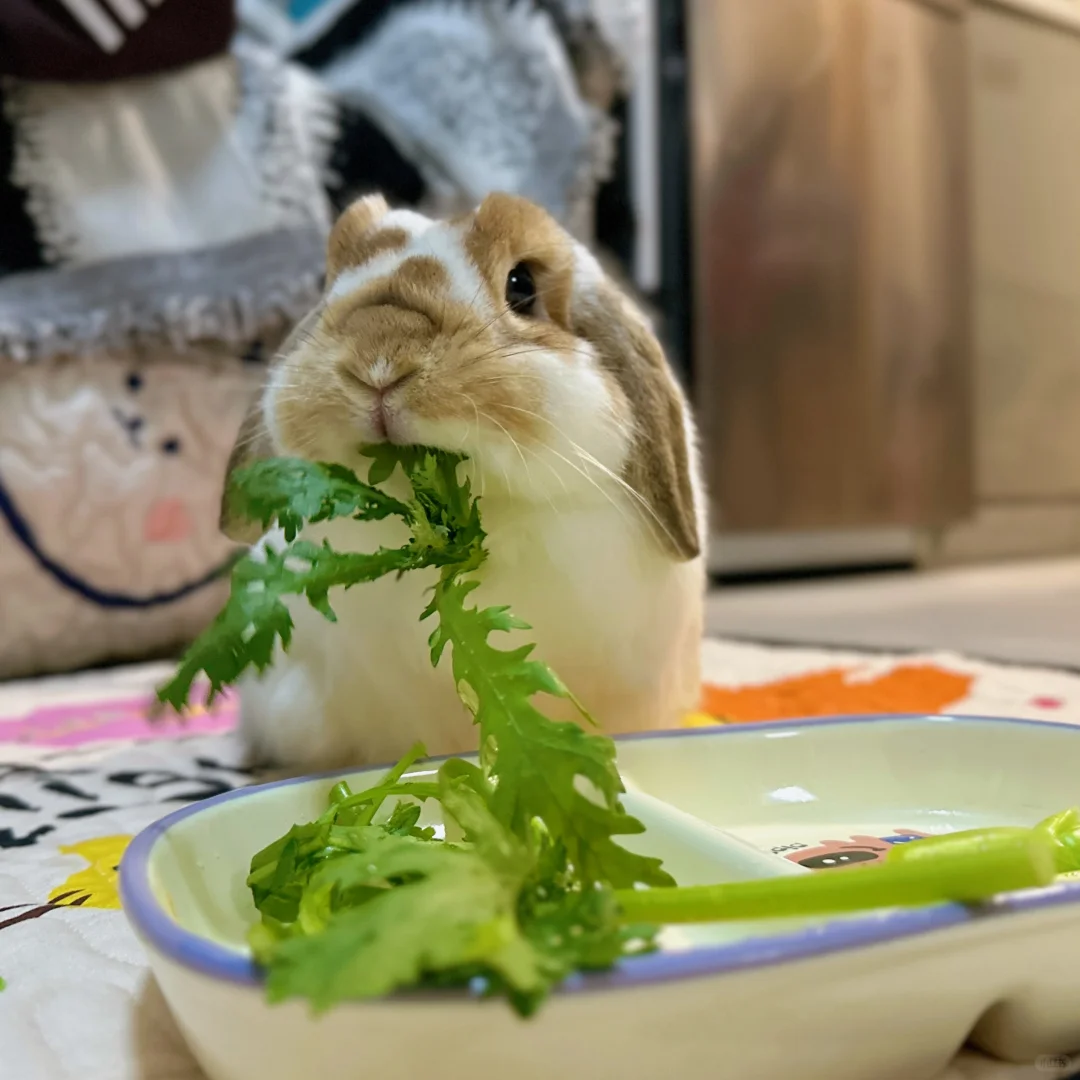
(0, 473), (235, 609)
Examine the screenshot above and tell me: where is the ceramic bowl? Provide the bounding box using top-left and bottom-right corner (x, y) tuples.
(120, 715), (1080, 1080)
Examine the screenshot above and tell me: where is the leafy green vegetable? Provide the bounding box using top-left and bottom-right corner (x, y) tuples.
(158, 452), (477, 710)
(243, 752), (657, 1015)
(161, 446), (667, 1012)
(252, 794), (547, 1011)
(160, 541), (434, 708)
(162, 448), (665, 886)
(225, 458), (411, 542)
(428, 573), (670, 891)
(160, 446), (1080, 1017)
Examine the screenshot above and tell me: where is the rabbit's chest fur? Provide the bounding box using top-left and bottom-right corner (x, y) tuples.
(238, 493), (703, 770)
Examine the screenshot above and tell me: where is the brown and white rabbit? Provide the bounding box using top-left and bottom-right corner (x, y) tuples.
(223, 192), (706, 769)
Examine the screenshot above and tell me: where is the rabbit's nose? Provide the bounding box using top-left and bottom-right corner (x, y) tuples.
(360, 357), (417, 396)
(375, 371), (416, 398)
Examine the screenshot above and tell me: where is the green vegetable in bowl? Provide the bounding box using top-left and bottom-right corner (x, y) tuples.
(158, 448), (1079, 1016)
(160, 447), (666, 1014)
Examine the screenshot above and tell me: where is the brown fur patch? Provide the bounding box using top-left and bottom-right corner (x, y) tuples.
(394, 255), (450, 293)
(572, 280), (701, 561)
(463, 193), (576, 326)
(325, 194), (402, 284)
(325, 256), (454, 333)
(328, 226), (409, 285)
(219, 307), (325, 542)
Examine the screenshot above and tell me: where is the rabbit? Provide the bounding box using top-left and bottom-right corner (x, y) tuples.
(222, 191), (707, 770)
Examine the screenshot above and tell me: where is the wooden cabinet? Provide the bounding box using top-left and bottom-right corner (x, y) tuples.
(935, 2), (1080, 562)
(686, 0), (972, 572)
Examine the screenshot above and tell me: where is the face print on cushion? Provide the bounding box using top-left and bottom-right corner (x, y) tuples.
(785, 829), (932, 870)
(0, 346), (263, 605)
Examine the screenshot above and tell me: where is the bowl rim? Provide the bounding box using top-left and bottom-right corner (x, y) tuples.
(119, 712), (1080, 997)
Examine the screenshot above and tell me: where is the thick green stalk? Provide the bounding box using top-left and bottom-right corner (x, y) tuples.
(615, 826), (1058, 924)
(1036, 808), (1080, 873)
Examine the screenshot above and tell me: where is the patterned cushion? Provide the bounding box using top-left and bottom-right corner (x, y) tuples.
(0, 2), (632, 678)
(0, 346), (262, 678)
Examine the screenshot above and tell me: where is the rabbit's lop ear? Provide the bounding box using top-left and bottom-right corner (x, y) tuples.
(219, 308), (320, 543)
(571, 267), (702, 561)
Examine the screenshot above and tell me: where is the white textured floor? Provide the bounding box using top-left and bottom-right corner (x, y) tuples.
(706, 557), (1080, 668)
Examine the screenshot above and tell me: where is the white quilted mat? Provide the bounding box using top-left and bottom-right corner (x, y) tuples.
(2, 642), (1080, 1080)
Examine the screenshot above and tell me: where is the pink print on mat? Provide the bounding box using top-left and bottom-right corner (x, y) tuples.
(0, 690), (238, 747)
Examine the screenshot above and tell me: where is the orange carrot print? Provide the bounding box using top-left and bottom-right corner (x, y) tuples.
(700, 665), (973, 723)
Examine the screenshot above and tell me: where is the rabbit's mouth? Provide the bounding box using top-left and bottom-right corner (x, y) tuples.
(111, 406), (144, 448)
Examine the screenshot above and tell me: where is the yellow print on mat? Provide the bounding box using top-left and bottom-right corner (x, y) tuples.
(49, 835), (132, 910)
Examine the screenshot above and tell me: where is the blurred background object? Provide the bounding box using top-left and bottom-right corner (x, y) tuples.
(6, 0), (1080, 677)
(679, 0), (972, 577)
(0, 0), (235, 81)
(0, 0), (638, 678)
(940, 0), (1080, 565)
(648, 0), (1080, 578)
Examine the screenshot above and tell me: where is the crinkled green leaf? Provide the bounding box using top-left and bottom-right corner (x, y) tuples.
(164, 444), (672, 1015)
(156, 449), (480, 710)
(252, 760), (548, 1011)
(157, 540), (430, 709)
(255, 833), (545, 1012)
(227, 458), (411, 542)
(428, 574), (673, 890)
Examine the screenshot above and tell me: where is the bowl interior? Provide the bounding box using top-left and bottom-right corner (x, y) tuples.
(144, 716), (1080, 961)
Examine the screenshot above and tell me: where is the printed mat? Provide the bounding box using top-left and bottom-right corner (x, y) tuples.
(3, 640), (1080, 1080)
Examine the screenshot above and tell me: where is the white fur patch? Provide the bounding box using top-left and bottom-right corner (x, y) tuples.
(328, 250), (411, 303)
(572, 242), (604, 295)
(366, 356), (394, 389)
(681, 397), (709, 546)
(326, 218), (491, 314)
(426, 224), (493, 311)
(380, 208), (434, 236)
(260, 371), (286, 454)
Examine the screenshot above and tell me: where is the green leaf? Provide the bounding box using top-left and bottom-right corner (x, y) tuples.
(253, 825), (547, 1012)
(426, 573), (673, 890)
(520, 872), (657, 976)
(249, 754), (655, 1015)
(166, 444), (673, 1015)
(227, 458), (411, 542)
(157, 540), (430, 708)
(383, 802), (432, 838)
(159, 451), (484, 711)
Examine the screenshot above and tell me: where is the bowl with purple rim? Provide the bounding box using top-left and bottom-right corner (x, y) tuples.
(120, 714), (1080, 1080)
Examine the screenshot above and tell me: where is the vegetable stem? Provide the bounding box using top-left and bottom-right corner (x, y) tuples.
(614, 826), (1058, 924)
(1036, 808), (1080, 874)
(324, 782), (441, 821)
(354, 742), (429, 825)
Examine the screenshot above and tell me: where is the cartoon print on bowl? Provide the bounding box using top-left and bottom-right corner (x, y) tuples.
(0, 346), (266, 676)
(781, 829), (932, 870)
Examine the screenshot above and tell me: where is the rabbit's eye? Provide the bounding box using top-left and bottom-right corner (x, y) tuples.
(505, 262), (537, 315)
